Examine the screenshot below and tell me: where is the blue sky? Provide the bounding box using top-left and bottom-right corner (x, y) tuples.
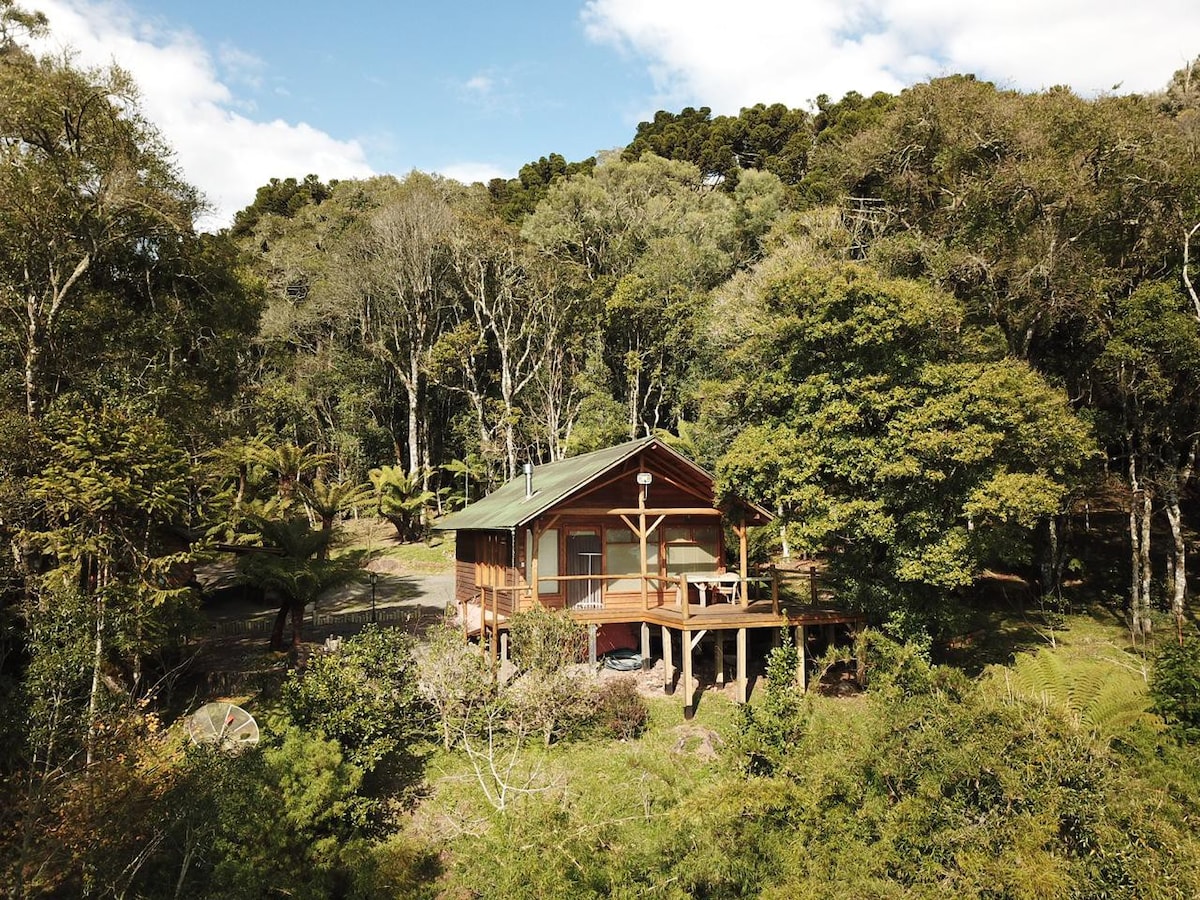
(122, 0), (655, 179)
(29, 0), (1200, 228)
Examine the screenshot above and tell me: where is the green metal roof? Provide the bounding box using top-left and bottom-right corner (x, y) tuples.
(434, 437), (660, 532)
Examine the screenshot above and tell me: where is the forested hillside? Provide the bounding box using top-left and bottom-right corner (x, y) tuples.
(3, 0), (1200, 895)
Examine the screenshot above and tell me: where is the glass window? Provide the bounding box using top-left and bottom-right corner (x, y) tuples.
(664, 523), (720, 577)
(525, 528), (559, 594)
(666, 541), (718, 576)
(606, 526), (657, 593)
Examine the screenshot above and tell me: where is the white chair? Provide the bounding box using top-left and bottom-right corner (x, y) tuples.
(714, 572), (741, 604)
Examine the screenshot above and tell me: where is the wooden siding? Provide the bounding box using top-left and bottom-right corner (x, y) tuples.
(454, 531), (520, 605)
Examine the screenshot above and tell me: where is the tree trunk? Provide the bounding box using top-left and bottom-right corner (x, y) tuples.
(1128, 453), (1152, 640)
(24, 328), (41, 419)
(269, 600), (289, 651)
(290, 599), (306, 650)
(1163, 439), (1195, 642)
(1165, 494), (1186, 642)
(1140, 487), (1153, 624)
(85, 591), (105, 768)
(405, 367), (420, 476)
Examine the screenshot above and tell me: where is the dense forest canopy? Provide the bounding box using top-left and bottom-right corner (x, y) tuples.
(3, 0), (1200, 894)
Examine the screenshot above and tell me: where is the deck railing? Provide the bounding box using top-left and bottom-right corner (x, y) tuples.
(467, 565), (834, 664)
(470, 565), (829, 626)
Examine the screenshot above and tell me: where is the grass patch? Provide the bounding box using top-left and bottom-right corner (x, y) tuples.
(339, 517), (455, 574)
(377, 534), (455, 574)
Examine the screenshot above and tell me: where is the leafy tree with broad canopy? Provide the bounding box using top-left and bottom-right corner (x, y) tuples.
(712, 257), (1096, 637)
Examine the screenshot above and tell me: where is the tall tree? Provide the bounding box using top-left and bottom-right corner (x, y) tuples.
(357, 174), (458, 475)
(27, 408), (192, 762)
(0, 49), (197, 417)
(445, 206), (569, 477)
(523, 153), (747, 436)
(1093, 282), (1200, 640)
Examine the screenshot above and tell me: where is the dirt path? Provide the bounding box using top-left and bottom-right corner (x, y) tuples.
(201, 563), (455, 633)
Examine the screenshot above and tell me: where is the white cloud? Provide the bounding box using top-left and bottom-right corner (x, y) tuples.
(31, 0), (374, 230)
(435, 162), (510, 185)
(464, 74), (493, 94)
(582, 0), (1200, 114)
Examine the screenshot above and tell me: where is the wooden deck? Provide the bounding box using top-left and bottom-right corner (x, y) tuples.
(608, 599), (861, 630)
(463, 596), (863, 720)
(466, 598), (862, 632)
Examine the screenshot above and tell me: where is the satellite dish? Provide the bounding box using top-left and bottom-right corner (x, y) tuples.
(188, 702), (259, 752)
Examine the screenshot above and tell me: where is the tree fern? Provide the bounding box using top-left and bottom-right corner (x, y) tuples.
(1000, 648), (1159, 744)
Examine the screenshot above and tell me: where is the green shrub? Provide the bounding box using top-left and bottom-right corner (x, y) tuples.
(734, 632), (809, 775)
(507, 605), (586, 673)
(591, 677), (649, 740)
(506, 668), (594, 746)
(855, 627), (934, 695)
(282, 625), (429, 793)
(1151, 636), (1200, 743)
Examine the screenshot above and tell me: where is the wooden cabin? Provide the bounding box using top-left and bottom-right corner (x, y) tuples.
(435, 437), (862, 717)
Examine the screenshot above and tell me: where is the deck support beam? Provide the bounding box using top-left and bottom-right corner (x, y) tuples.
(736, 628), (748, 703)
(641, 622), (651, 670)
(794, 624), (807, 691)
(489, 587), (499, 665)
(588, 623), (598, 667)
(662, 626), (674, 695)
(715, 630), (725, 685)
(682, 628), (695, 720)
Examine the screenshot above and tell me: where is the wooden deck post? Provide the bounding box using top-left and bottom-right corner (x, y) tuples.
(680, 576), (691, 621)
(662, 625), (675, 695)
(738, 520), (750, 608)
(794, 624), (806, 691)
(682, 627), (695, 719)
(489, 587), (498, 665)
(639, 483), (649, 612)
(736, 627), (748, 703)
(715, 630), (725, 685)
(641, 622), (651, 671)
(771, 565), (780, 616)
(529, 524), (539, 611)
(588, 623), (598, 667)
(500, 631), (509, 665)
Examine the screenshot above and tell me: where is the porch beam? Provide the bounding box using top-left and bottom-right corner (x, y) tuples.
(638, 483), (649, 611)
(736, 519), (750, 608)
(641, 622), (651, 671)
(560, 506), (722, 517)
(529, 524), (540, 611)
